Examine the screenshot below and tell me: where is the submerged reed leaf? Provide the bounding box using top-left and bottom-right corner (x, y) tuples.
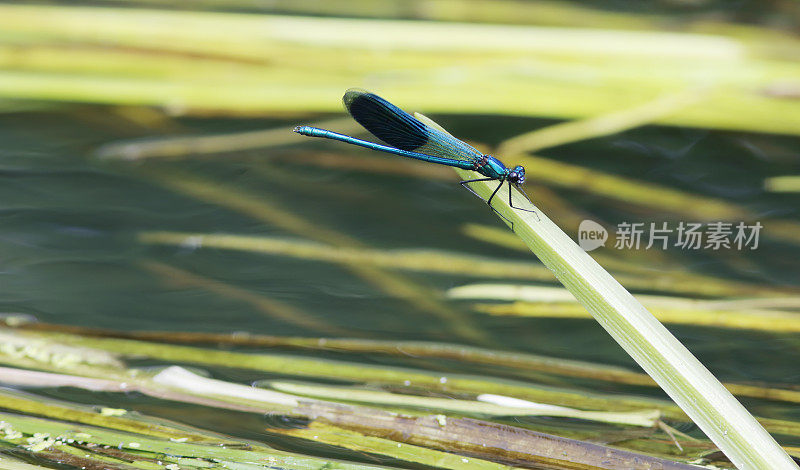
(765, 175), (800, 193)
(14, 319), (800, 405)
(138, 230), (787, 297)
(498, 87), (709, 155)
(293, 402), (703, 470)
(141, 167), (490, 344)
(450, 283), (800, 333)
(0, 412), (387, 470)
(266, 381), (660, 426)
(0, 326), (688, 418)
(275, 422), (514, 470)
(95, 118), (360, 160)
(475, 301), (800, 333)
(139, 260), (350, 336)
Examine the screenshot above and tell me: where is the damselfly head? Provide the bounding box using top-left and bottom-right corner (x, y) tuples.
(508, 165), (526, 185)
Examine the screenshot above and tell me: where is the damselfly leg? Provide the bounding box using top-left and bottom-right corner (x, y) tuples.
(459, 177), (496, 200)
(460, 177), (538, 226)
(508, 183), (540, 221)
(460, 177), (512, 225)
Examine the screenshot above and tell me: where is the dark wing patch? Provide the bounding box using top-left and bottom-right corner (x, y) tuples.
(343, 89), (428, 151)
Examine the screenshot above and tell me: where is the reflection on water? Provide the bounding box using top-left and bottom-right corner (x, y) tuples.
(2, 107), (798, 363)
(1, 104), (799, 463)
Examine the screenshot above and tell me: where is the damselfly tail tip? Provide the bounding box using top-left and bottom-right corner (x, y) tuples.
(294, 125), (324, 137)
